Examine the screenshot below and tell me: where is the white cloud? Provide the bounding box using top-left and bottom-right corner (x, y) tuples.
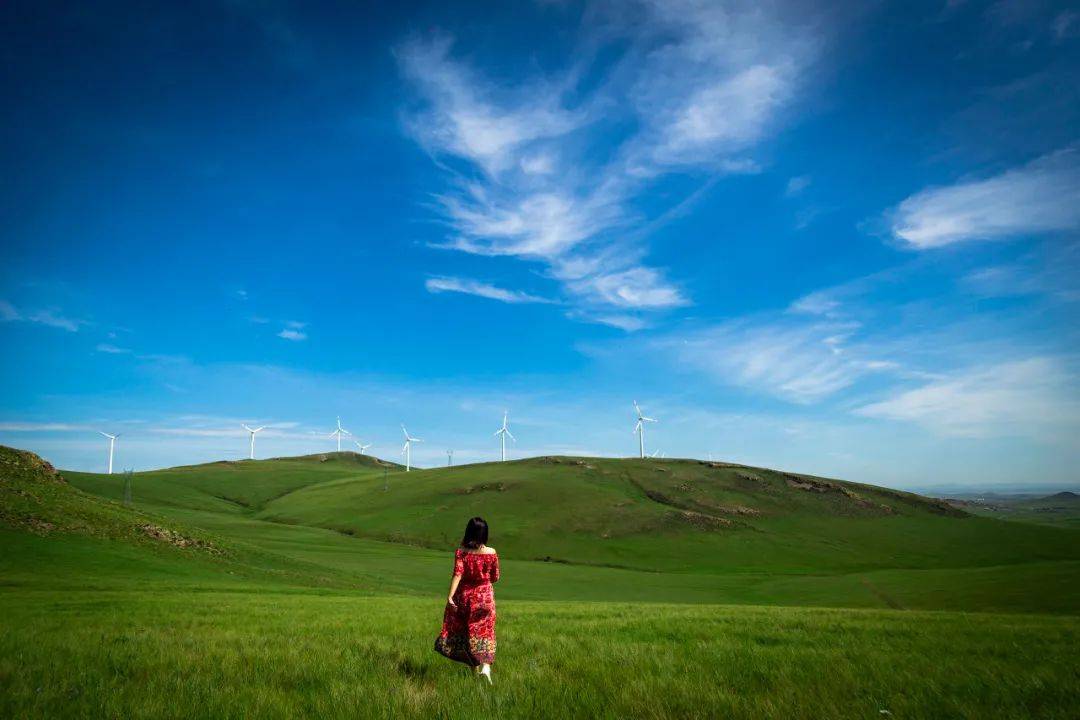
(856, 357), (1080, 439)
(435, 188), (621, 259)
(785, 175), (811, 197)
(396, 4), (816, 325)
(277, 328), (307, 341)
(788, 291), (841, 317)
(425, 276), (557, 304)
(648, 64), (793, 166)
(664, 318), (895, 403)
(619, 0), (814, 171)
(584, 313), (648, 332)
(888, 147), (1080, 249)
(96, 343), (131, 354)
(0, 300), (18, 322)
(520, 153), (555, 175)
(395, 33), (584, 176)
(569, 268), (689, 309)
(0, 300), (84, 332)
(0, 422), (88, 432)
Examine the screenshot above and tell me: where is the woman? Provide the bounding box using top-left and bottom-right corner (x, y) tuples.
(434, 516), (500, 683)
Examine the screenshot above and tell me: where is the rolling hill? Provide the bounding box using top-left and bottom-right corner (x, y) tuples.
(39, 449), (1078, 612)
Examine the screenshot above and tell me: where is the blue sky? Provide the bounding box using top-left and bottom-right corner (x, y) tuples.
(1, 0), (1078, 490)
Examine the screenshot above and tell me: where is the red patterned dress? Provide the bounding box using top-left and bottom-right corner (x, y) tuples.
(435, 548), (500, 666)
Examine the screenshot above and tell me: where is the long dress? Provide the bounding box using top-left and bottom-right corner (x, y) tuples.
(434, 548), (500, 666)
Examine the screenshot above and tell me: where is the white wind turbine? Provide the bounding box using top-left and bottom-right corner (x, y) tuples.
(401, 425), (422, 472)
(99, 431), (120, 474)
(353, 440), (372, 455)
(494, 410), (515, 462)
(242, 424), (265, 460)
(633, 401), (657, 459)
(329, 416), (351, 452)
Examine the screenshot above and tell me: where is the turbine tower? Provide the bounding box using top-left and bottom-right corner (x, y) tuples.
(242, 424), (265, 460)
(401, 425), (422, 472)
(354, 440), (372, 455)
(329, 416), (351, 452)
(447, 449), (454, 467)
(99, 431), (119, 474)
(633, 401), (657, 459)
(494, 410), (515, 462)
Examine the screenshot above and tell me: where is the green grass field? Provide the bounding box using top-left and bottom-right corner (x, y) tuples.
(2, 446), (1079, 718)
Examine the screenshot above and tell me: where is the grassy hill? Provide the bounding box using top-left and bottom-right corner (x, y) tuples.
(58, 454), (1080, 592)
(3, 446), (1079, 718)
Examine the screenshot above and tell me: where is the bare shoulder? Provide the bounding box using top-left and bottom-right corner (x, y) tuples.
(481, 546), (497, 555)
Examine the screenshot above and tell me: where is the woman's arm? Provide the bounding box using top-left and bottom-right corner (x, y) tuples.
(447, 551), (464, 606)
(447, 573), (462, 606)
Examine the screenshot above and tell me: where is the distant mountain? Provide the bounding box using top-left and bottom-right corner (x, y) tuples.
(1041, 491), (1079, 502)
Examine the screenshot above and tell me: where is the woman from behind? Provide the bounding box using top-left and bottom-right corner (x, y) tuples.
(434, 516), (500, 683)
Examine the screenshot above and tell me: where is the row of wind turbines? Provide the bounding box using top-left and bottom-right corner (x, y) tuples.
(96, 402), (664, 474)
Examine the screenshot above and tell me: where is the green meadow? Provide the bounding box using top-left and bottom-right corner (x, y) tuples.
(2, 446), (1079, 718)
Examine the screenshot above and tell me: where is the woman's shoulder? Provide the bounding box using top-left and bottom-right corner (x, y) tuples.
(457, 545), (497, 555)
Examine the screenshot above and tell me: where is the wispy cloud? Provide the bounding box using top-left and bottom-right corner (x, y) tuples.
(0, 300), (85, 332)
(856, 357), (1080, 440)
(397, 3), (817, 325)
(96, 343), (131, 354)
(785, 175), (811, 197)
(278, 329), (307, 341)
(887, 146), (1080, 249)
(277, 321), (307, 341)
(0, 422), (90, 432)
(425, 276), (557, 304)
(582, 313), (649, 332)
(661, 317), (895, 403)
(568, 267), (689, 309)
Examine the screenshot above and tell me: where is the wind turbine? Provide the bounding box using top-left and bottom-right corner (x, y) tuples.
(494, 410), (515, 462)
(633, 401), (657, 459)
(401, 425), (422, 472)
(447, 449), (454, 467)
(99, 432), (119, 474)
(242, 424), (265, 460)
(329, 416), (351, 452)
(354, 440), (372, 455)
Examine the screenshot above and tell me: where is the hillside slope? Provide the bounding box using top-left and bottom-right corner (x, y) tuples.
(64, 453), (1080, 576)
(0, 446), (395, 593)
(251, 456), (1080, 573)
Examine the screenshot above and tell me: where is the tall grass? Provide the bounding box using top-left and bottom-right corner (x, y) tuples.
(2, 590), (1077, 719)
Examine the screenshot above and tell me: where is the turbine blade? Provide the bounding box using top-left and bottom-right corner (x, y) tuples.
(506, 430), (516, 441)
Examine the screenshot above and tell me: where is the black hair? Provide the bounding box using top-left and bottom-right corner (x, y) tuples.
(461, 516), (489, 549)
